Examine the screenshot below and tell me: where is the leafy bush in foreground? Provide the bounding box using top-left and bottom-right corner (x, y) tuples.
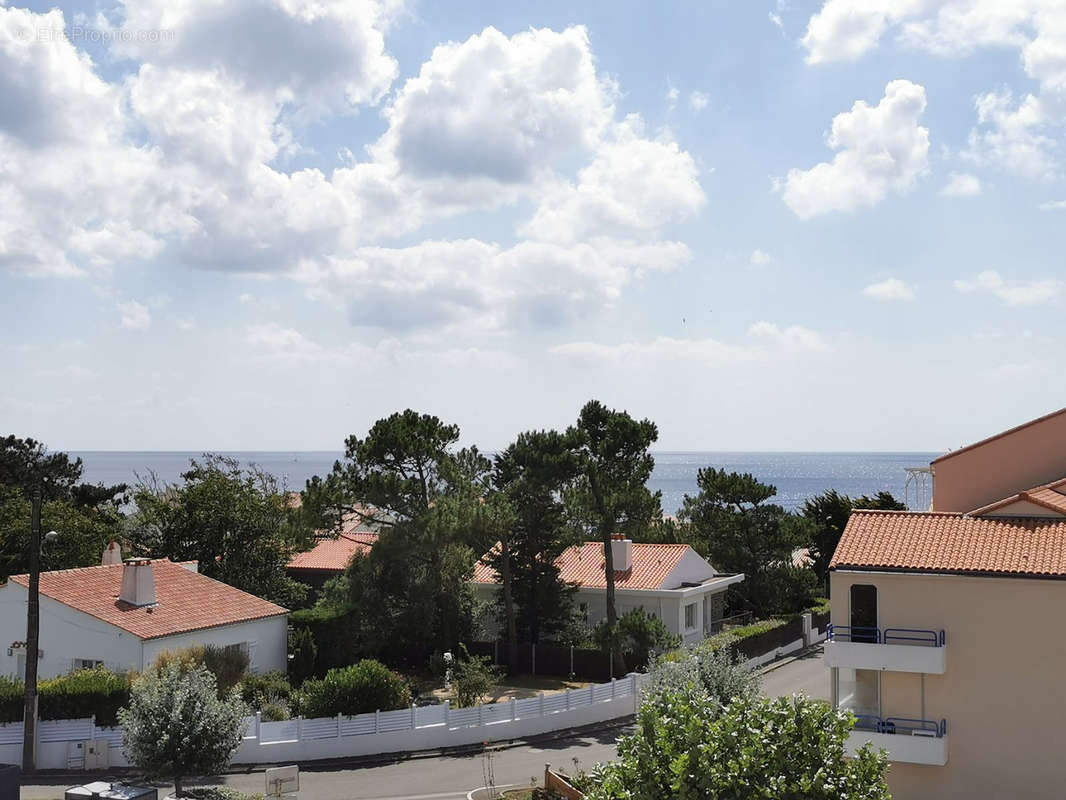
(296, 660), (411, 718)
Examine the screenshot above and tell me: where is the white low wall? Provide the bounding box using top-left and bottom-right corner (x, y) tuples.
(0, 674), (647, 770)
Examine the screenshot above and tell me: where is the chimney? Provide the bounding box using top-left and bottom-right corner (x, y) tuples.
(119, 558), (156, 607)
(609, 534), (633, 572)
(101, 540), (123, 566)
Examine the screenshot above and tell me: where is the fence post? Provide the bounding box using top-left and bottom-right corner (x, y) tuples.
(375, 709), (380, 734)
(570, 645), (574, 677)
(444, 700), (450, 728)
(478, 703), (484, 727)
(589, 684), (595, 705)
(255, 711), (261, 742)
(297, 715), (303, 741)
(510, 698), (517, 722)
(539, 691), (545, 717)
(611, 678), (616, 700)
(631, 673), (638, 713)
(336, 713), (342, 738)
(565, 688), (571, 711)
(410, 703), (416, 730)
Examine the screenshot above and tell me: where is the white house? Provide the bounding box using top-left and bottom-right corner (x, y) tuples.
(0, 545), (289, 679)
(473, 535), (744, 645)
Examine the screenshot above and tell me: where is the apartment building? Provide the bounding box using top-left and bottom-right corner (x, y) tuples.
(825, 407), (1066, 800)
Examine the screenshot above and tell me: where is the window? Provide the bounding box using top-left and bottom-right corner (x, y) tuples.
(684, 602), (697, 630)
(73, 658), (104, 671)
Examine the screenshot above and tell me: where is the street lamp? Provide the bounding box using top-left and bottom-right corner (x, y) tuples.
(21, 488), (58, 774)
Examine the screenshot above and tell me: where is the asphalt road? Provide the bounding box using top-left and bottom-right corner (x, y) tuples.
(21, 647), (829, 800)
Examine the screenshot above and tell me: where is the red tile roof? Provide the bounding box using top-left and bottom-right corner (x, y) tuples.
(831, 510), (1066, 578)
(969, 477), (1066, 517)
(9, 560), (287, 639)
(473, 541), (694, 590)
(287, 532), (379, 572)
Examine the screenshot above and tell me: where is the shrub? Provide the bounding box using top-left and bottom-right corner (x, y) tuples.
(289, 606), (362, 674)
(648, 639), (759, 707)
(153, 645), (249, 696)
(119, 663), (248, 798)
(288, 626), (317, 686)
(296, 660), (411, 718)
(239, 672), (291, 710)
(451, 644), (502, 708)
(699, 618), (786, 652)
(0, 668), (132, 726)
(594, 609), (681, 671)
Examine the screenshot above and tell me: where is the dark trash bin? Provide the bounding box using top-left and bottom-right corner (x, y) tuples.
(0, 763), (17, 800)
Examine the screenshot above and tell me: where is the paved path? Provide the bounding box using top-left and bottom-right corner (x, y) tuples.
(21, 728), (625, 800)
(759, 644), (830, 701)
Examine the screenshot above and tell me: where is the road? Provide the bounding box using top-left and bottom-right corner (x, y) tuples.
(21, 648), (829, 800)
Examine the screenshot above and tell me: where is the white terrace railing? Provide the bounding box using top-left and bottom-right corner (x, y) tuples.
(0, 672), (648, 771)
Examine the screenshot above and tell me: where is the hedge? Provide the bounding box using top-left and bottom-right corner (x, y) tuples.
(0, 667), (131, 726)
(295, 660), (411, 718)
(289, 607), (361, 675)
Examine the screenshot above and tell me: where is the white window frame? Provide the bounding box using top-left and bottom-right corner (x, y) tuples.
(684, 602), (697, 631)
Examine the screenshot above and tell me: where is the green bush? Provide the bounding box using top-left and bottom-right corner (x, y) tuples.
(153, 645), (249, 696)
(451, 644), (502, 708)
(288, 626), (317, 686)
(0, 668), (132, 726)
(296, 660), (411, 718)
(289, 606), (362, 674)
(239, 672), (292, 709)
(700, 618), (786, 652)
(594, 608), (682, 670)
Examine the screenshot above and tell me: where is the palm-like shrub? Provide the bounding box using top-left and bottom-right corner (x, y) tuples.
(119, 663), (248, 797)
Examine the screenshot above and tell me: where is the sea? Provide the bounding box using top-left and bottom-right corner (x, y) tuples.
(71, 451), (939, 514)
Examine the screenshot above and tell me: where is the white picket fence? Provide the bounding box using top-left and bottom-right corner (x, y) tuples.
(0, 673), (648, 770)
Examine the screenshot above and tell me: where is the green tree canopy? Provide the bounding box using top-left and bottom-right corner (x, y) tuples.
(127, 454), (312, 607)
(567, 401), (661, 628)
(682, 468), (816, 617)
(803, 489), (907, 587)
(588, 691), (890, 800)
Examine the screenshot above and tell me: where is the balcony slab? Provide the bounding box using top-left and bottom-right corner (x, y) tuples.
(825, 640), (946, 674)
(847, 730), (948, 766)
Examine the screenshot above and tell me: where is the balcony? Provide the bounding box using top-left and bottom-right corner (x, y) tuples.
(846, 716), (948, 766)
(825, 625), (946, 674)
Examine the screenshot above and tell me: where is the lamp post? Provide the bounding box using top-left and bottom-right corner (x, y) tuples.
(21, 487), (58, 774)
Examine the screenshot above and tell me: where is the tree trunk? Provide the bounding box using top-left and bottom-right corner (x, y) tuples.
(21, 488), (41, 774)
(500, 538), (518, 671)
(173, 775), (183, 798)
(602, 524), (617, 628)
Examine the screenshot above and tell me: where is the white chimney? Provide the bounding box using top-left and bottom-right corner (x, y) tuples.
(609, 534), (633, 572)
(101, 540), (123, 566)
(119, 558), (156, 607)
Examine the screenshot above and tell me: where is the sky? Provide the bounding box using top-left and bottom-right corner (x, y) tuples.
(1, 0), (1064, 453)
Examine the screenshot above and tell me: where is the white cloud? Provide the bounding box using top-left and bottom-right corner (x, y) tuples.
(750, 249), (774, 266)
(689, 91), (710, 112)
(769, 11), (784, 29)
(800, 2), (1066, 179)
(863, 277), (915, 301)
(780, 80), (930, 219)
(941, 172), (982, 197)
(666, 85), (680, 111)
(747, 321), (831, 352)
(1039, 199), (1066, 209)
(954, 269), (1063, 306)
(118, 300), (152, 330)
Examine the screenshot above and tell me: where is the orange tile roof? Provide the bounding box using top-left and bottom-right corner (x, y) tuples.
(831, 510), (1066, 578)
(9, 560), (287, 640)
(287, 532), (379, 572)
(969, 477), (1066, 517)
(473, 541), (694, 590)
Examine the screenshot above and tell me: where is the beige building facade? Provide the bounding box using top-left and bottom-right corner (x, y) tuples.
(827, 407), (1066, 800)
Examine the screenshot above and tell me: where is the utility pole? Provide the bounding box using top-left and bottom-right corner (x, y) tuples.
(22, 486), (41, 774)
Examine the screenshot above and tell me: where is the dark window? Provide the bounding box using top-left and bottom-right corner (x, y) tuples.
(850, 584), (878, 643)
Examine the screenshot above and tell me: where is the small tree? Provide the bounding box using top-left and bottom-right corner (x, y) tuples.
(288, 626), (318, 686)
(152, 644), (249, 696)
(594, 608), (681, 671)
(119, 663), (247, 797)
(451, 644), (502, 708)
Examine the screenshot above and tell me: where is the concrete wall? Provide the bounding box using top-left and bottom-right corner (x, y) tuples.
(931, 409), (1066, 512)
(830, 569), (1066, 800)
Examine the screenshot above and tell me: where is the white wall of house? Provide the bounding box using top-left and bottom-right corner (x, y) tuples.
(141, 616), (288, 674)
(662, 549), (717, 587)
(0, 583), (142, 679)
(0, 581), (288, 679)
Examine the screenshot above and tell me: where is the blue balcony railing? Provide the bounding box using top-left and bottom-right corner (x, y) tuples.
(827, 624), (945, 646)
(846, 714), (947, 738)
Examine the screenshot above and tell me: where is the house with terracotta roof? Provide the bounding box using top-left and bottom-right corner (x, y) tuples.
(0, 546), (288, 680)
(825, 407), (1066, 800)
(473, 535), (743, 645)
(286, 509), (380, 593)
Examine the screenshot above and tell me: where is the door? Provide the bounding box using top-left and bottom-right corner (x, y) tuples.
(849, 584), (878, 643)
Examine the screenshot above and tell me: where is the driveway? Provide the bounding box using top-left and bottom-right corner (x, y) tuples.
(760, 644), (830, 701)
